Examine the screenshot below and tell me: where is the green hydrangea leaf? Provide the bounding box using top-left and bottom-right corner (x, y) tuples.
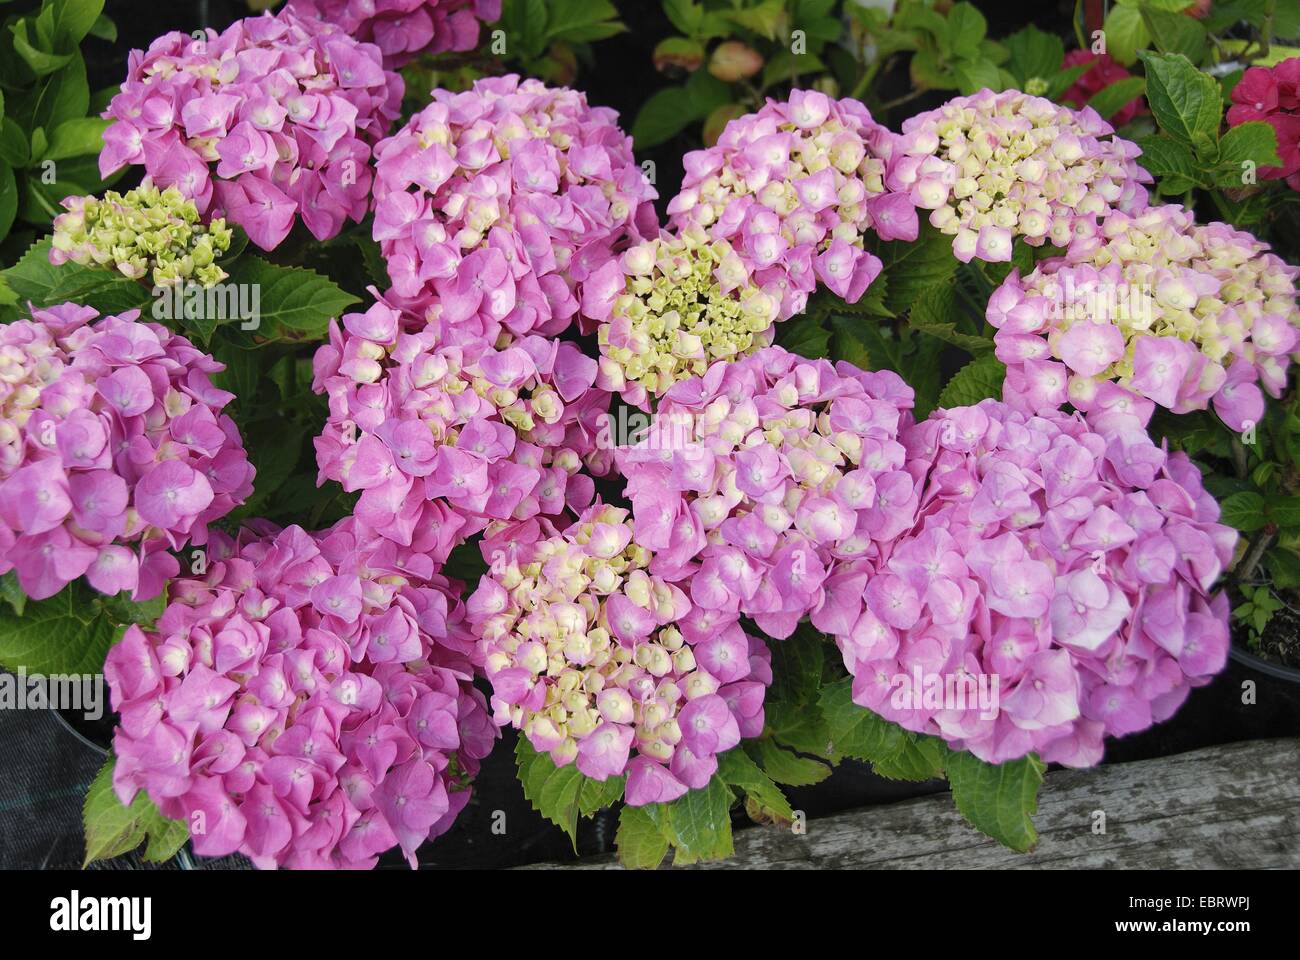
(749, 739), (832, 786)
(84, 757), (188, 866)
(659, 775), (734, 865)
(716, 747), (795, 825)
(0, 581), (118, 675)
(515, 736), (584, 846)
(1140, 51), (1223, 146)
(937, 353), (1006, 408)
(615, 803), (670, 869)
(1087, 76), (1147, 122)
(945, 749), (1046, 852)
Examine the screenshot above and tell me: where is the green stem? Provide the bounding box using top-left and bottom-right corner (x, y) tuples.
(1231, 434), (1250, 479)
(1235, 529), (1276, 583)
(880, 87), (927, 112)
(850, 54), (892, 103)
(1257, 0), (1277, 63)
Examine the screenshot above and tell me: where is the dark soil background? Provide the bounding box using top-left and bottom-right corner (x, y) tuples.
(1, 0), (1296, 871)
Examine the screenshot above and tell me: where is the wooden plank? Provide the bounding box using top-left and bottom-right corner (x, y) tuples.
(524, 738), (1300, 869)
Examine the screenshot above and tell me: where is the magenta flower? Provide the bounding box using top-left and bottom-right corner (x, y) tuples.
(1062, 52), (1148, 126)
(0, 305), (253, 601)
(371, 75), (655, 343)
(617, 346), (915, 638)
(467, 503), (770, 801)
(99, 10), (402, 249)
(1227, 59), (1300, 189)
(105, 518), (496, 869)
(820, 399), (1235, 768)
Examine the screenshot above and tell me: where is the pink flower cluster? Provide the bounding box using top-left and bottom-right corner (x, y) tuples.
(990, 203), (1300, 431)
(816, 400), (1235, 766)
(105, 519), (496, 869)
(887, 88), (1150, 262)
(467, 503), (770, 805)
(371, 75), (657, 343)
(616, 346), (915, 641)
(312, 299), (608, 553)
(667, 90), (916, 321)
(1061, 51), (1147, 127)
(286, 0), (501, 69)
(99, 9), (403, 250)
(1228, 57), (1300, 189)
(0, 304), (253, 601)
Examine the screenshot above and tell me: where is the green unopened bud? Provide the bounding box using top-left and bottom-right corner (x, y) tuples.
(49, 180), (232, 288)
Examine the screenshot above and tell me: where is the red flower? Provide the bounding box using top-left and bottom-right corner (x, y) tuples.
(1228, 65), (1280, 124)
(1227, 59), (1300, 187)
(1062, 51), (1147, 125)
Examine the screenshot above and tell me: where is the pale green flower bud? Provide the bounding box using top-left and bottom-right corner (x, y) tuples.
(49, 181), (231, 288)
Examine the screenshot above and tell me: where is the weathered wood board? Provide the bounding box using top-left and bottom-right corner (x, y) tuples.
(523, 739), (1300, 869)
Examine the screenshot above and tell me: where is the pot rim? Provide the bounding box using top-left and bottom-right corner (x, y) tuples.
(52, 705), (111, 757)
(1229, 641), (1300, 684)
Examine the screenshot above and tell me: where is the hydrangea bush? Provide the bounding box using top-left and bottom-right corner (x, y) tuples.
(585, 226), (784, 407)
(616, 346), (915, 641)
(51, 183), (234, 288)
(371, 75), (656, 342)
(286, 0), (502, 69)
(667, 91), (915, 323)
(1, 1), (1295, 873)
(311, 298), (608, 553)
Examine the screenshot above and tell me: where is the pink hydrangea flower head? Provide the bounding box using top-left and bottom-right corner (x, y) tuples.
(466, 502), (770, 801)
(371, 75), (657, 341)
(821, 399), (1236, 767)
(0, 304), (254, 601)
(667, 90), (909, 322)
(104, 518), (496, 869)
(990, 203), (1300, 431)
(312, 295), (609, 553)
(887, 89), (1151, 262)
(614, 345), (916, 639)
(99, 9), (403, 249)
(286, 0), (501, 69)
